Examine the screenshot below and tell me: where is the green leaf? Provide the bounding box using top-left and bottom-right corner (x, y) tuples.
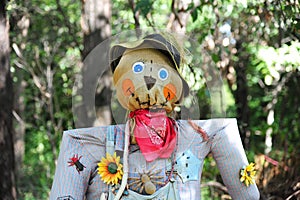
(191, 8), (199, 22)
(135, 0), (153, 17)
(211, 53), (219, 63)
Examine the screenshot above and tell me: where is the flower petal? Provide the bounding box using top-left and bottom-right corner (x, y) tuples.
(97, 152), (123, 186)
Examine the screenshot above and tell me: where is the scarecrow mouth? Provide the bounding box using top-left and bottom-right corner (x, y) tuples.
(144, 76), (156, 90)
(135, 96), (169, 109)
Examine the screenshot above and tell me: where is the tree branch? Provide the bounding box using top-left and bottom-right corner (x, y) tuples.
(201, 181), (229, 193)
(265, 71), (293, 111)
(286, 190), (300, 200)
(128, 0), (141, 37)
(171, 0), (184, 28)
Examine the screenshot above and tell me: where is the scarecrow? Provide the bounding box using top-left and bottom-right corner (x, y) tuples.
(50, 33), (260, 200)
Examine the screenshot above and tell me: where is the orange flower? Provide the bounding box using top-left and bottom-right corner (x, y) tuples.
(98, 152), (123, 185)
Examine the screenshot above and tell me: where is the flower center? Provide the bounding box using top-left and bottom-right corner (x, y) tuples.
(108, 162), (118, 174)
(247, 171), (251, 176)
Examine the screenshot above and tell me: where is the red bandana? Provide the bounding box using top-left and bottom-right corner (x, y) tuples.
(129, 109), (177, 162)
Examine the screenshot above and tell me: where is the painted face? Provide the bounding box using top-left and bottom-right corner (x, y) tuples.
(113, 48), (184, 112)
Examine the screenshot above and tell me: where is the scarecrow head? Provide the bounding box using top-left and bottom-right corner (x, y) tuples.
(110, 34), (189, 113)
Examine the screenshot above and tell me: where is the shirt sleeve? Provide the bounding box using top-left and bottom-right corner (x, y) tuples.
(211, 118), (260, 199)
(49, 126), (108, 200)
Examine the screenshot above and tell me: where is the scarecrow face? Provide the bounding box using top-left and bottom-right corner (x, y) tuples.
(113, 48), (184, 112)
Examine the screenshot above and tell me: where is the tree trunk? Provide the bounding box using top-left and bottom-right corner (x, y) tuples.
(233, 40), (250, 149)
(75, 0), (112, 127)
(0, 1), (17, 199)
(13, 72), (25, 177)
(168, 0), (200, 33)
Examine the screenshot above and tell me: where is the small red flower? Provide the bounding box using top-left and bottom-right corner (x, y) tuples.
(68, 154), (86, 174)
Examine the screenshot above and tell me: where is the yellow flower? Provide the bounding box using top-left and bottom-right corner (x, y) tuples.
(240, 162), (256, 187)
(98, 152), (123, 185)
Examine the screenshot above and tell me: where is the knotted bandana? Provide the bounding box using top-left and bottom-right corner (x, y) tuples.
(129, 109), (177, 162)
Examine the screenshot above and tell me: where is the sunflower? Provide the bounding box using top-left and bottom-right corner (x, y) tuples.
(98, 152), (123, 185)
(240, 162), (256, 187)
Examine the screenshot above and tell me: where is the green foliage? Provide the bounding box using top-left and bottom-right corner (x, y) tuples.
(7, 0), (300, 198)
(246, 41), (300, 155)
(19, 128), (56, 199)
(8, 0), (82, 198)
(135, 0), (154, 17)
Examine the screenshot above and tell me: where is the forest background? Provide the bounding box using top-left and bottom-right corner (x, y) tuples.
(0, 0), (299, 199)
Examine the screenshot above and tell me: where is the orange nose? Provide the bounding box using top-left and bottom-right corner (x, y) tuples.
(163, 83), (176, 101)
(122, 79), (135, 96)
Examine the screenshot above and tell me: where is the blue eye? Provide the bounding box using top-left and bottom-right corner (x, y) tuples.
(158, 68), (168, 80)
(132, 62), (145, 74)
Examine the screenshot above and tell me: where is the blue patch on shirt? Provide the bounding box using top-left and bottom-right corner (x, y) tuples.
(174, 150), (203, 183)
